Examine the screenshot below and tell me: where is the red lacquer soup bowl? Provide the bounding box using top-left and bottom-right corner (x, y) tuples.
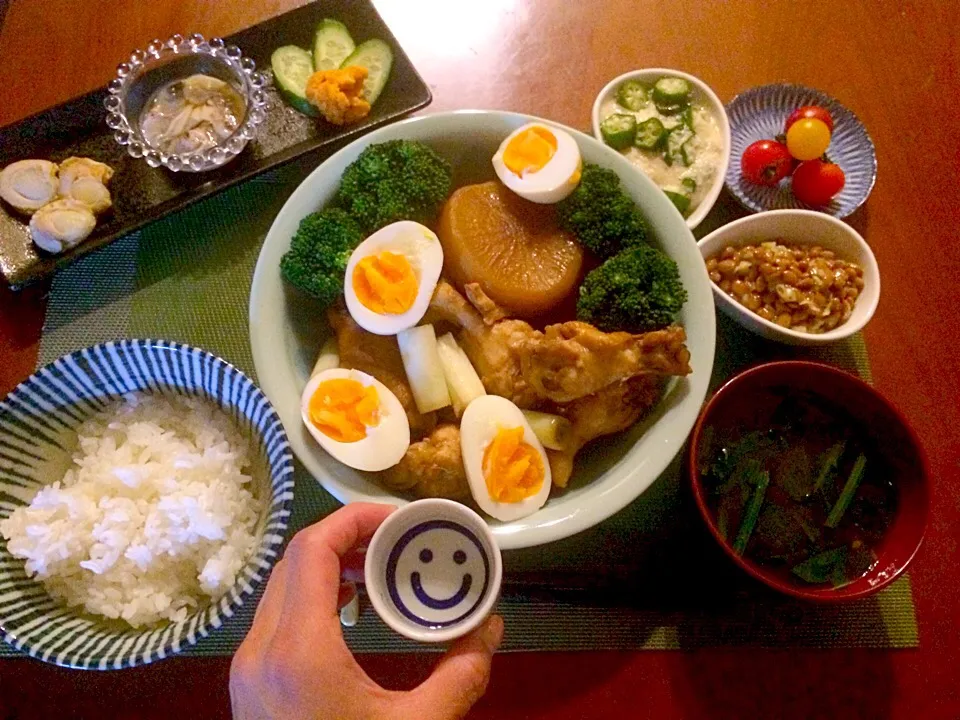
(688, 361), (929, 602)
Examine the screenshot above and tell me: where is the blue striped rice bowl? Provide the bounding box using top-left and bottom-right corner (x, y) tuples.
(0, 340), (293, 669)
(725, 83), (877, 218)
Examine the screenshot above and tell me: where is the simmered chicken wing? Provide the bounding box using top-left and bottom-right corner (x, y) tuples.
(545, 376), (663, 488)
(380, 424), (471, 501)
(327, 307), (436, 439)
(519, 322), (691, 403)
(428, 280), (540, 407)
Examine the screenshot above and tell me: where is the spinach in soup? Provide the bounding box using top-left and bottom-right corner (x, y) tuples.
(701, 390), (897, 588)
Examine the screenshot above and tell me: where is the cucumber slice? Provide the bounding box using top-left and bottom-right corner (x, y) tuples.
(313, 18), (355, 72)
(271, 45), (318, 116)
(653, 77), (692, 107)
(341, 39), (394, 104)
(600, 113), (636, 150)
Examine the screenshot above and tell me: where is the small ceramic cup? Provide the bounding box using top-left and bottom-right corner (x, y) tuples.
(364, 499), (503, 643)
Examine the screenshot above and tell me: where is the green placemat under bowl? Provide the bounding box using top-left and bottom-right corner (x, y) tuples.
(2, 162), (916, 657)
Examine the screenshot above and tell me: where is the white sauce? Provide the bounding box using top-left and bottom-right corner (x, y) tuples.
(600, 94), (723, 213)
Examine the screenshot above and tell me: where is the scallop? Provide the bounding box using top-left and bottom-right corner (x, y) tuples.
(0, 159), (59, 214)
(57, 157), (114, 214)
(29, 199), (97, 254)
(61, 176), (112, 214)
(58, 157), (114, 188)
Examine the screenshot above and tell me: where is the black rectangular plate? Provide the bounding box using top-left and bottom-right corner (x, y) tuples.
(0, 0), (432, 288)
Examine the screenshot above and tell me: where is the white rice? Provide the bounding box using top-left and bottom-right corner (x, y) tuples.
(0, 393), (264, 628)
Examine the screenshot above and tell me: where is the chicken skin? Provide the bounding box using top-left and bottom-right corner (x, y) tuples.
(520, 322), (691, 403)
(429, 280), (689, 405)
(545, 376), (663, 487)
(428, 281), (540, 408)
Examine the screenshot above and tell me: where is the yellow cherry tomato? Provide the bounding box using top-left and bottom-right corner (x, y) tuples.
(785, 118), (832, 161)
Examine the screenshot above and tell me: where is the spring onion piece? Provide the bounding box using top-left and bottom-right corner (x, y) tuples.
(600, 113), (637, 150)
(634, 117), (666, 150)
(732, 470), (769, 555)
(681, 177), (697, 192)
(435, 332), (485, 416)
(616, 80), (649, 111)
(311, 337), (340, 377)
(813, 441), (845, 493)
(825, 454), (867, 528)
(521, 410), (573, 451)
(681, 105), (695, 130)
(397, 325), (451, 413)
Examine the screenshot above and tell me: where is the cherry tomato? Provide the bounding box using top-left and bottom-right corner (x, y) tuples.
(785, 105), (834, 133)
(786, 118), (832, 161)
(791, 160), (846, 205)
(740, 139), (793, 186)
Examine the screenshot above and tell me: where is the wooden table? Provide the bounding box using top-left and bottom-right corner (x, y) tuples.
(2, 1), (959, 717)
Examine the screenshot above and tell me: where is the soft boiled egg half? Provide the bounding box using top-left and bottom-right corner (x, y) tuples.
(301, 367), (410, 472)
(491, 123), (582, 204)
(344, 220), (444, 336)
(460, 395), (552, 522)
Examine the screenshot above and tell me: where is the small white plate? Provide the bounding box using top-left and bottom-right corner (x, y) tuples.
(591, 68), (731, 231)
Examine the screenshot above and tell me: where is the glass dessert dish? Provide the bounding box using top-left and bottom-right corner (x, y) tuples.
(104, 33), (268, 173)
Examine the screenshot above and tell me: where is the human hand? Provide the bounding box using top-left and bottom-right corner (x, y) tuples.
(230, 503), (504, 720)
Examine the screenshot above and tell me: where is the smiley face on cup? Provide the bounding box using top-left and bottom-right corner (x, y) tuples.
(387, 520), (490, 628)
(365, 499), (503, 643)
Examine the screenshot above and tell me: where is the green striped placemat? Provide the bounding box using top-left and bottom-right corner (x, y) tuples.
(1, 161), (917, 656)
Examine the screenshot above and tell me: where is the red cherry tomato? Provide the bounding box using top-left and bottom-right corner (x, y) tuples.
(785, 105), (834, 133)
(791, 160), (846, 205)
(741, 140), (793, 186)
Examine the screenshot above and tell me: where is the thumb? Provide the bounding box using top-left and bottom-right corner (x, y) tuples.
(403, 615), (504, 719)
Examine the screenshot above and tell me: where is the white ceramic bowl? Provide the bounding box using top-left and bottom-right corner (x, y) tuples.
(697, 210), (880, 345)
(591, 68), (731, 231)
(249, 110), (716, 549)
(364, 499), (502, 643)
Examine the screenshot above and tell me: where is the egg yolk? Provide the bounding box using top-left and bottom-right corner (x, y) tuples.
(308, 378), (380, 443)
(482, 426), (545, 503)
(352, 251), (419, 315)
(502, 127), (557, 177)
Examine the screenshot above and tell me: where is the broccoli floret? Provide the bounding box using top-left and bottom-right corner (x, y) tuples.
(577, 243), (687, 332)
(556, 163), (648, 258)
(336, 140), (453, 233)
(280, 208), (364, 307)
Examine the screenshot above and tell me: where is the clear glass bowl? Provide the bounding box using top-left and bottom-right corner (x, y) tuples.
(104, 33), (268, 173)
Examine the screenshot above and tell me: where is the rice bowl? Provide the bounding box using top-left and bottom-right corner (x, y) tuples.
(1, 394), (264, 628)
(0, 340), (293, 669)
